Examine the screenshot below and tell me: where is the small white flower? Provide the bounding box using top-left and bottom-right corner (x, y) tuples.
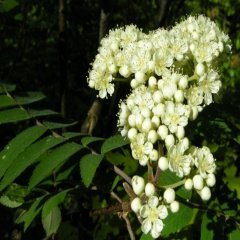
(139, 196), (168, 238)
(193, 146), (216, 178)
(131, 134), (153, 166)
(167, 140), (193, 177)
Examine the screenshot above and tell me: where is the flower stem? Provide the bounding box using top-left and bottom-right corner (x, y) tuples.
(160, 179), (186, 189)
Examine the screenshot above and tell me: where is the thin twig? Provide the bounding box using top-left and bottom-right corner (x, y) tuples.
(114, 165), (132, 185)
(122, 213), (136, 240)
(123, 182), (136, 200)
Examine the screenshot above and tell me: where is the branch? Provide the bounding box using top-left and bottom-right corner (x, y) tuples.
(114, 165), (132, 185)
(90, 201), (131, 216)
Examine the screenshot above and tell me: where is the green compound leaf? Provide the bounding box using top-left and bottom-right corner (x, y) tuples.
(101, 135), (129, 154)
(0, 135), (66, 191)
(161, 203), (194, 237)
(29, 143), (83, 189)
(201, 213), (213, 240)
(80, 154), (104, 187)
(0, 125), (47, 179)
(42, 206), (61, 237)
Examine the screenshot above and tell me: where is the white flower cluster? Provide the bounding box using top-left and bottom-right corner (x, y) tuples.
(87, 15), (230, 239)
(131, 176), (178, 238)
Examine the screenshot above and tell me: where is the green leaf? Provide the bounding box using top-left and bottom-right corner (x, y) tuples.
(0, 125), (47, 179)
(62, 132), (84, 139)
(176, 185), (192, 200)
(229, 228), (240, 240)
(42, 190), (69, 219)
(57, 221), (79, 240)
(29, 143), (83, 189)
(161, 203), (194, 236)
(0, 83), (16, 93)
(16, 196), (45, 231)
(42, 206), (61, 237)
(81, 136), (104, 146)
(105, 151), (138, 175)
(140, 233), (154, 240)
(158, 169), (181, 187)
(0, 195), (22, 208)
(4, 183), (29, 202)
(101, 135), (129, 154)
(201, 213), (213, 240)
(0, 0), (18, 12)
(0, 94), (16, 109)
(15, 91), (46, 105)
(80, 154), (104, 187)
(0, 108), (29, 123)
(43, 121), (78, 129)
(0, 135), (66, 191)
(56, 165), (76, 182)
(224, 177), (240, 199)
(28, 109), (58, 118)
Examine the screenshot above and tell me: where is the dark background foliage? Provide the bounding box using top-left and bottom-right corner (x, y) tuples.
(0, 0), (240, 239)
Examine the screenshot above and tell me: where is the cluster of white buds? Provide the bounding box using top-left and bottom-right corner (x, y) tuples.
(87, 15), (230, 239)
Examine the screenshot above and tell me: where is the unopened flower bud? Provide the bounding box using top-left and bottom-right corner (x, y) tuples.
(170, 201), (180, 213)
(135, 71), (145, 83)
(148, 76), (157, 88)
(153, 90), (163, 103)
(142, 118), (152, 132)
(165, 134), (175, 148)
(176, 126), (185, 139)
(132, 176), (145, 195)
(200, 186), (211, 201)
(149, 149), (159, 161)
(152, 116), (160, 128)
(179, 76), (188, 89)
(195, 63), (205, 76)
(184, 178), (193, 190)
(174, 90), (184, 103)
(131, 197), (141, 213)
(119, 65), (130, 77)
(128, 128), (137, 140)
(158, 157), (169, 171)
(148, 130), (158, 143)
(206, 173), (216, 187)
(128, 114), (136, 127)
(145, 183), (155, 197)
(157, 125), (168, 140)
(193, 174), (204, 190)
(130, 79), (138, 88)
(163, 188), (175, 204)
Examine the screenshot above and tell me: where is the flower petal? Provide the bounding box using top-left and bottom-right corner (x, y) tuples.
(141, 219), (152, 234)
